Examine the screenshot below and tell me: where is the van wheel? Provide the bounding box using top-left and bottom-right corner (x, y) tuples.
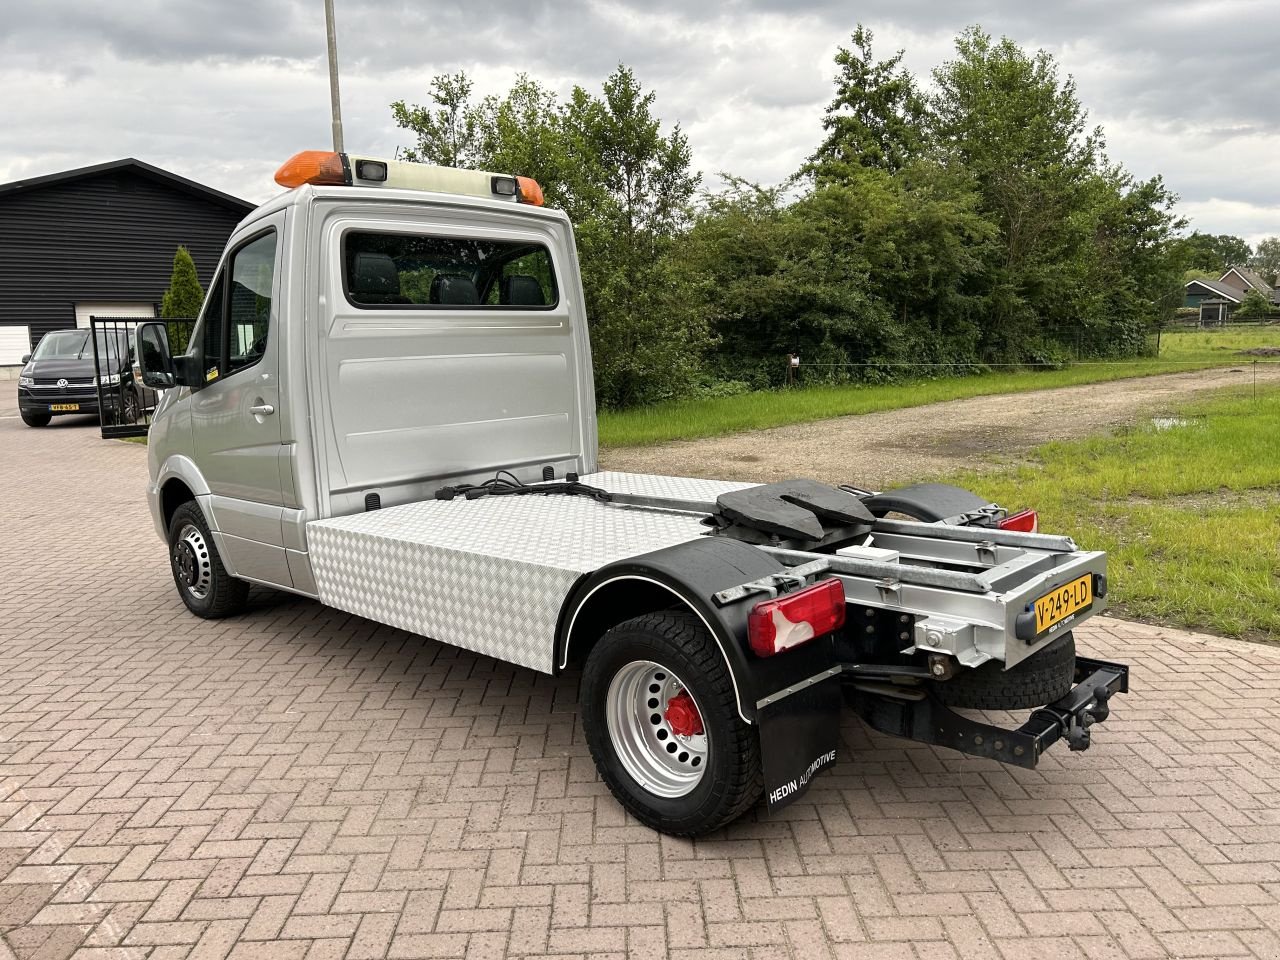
(580, 610), (762, 836)
(167, 501), (249, 618)
(121, 388), (141, 424)
(21, 411), (51, 427)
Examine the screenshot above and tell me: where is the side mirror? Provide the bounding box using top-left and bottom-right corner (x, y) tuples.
(138, 322), (180, 389)
(20, 354), (30, 364)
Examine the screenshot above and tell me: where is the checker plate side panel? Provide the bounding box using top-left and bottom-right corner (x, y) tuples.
(307, 473), (756, 672)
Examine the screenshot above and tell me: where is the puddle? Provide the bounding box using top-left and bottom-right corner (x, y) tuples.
(1151, 416), (1200, 430)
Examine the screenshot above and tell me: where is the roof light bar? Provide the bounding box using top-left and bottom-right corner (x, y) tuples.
(274, 150), (546, 207)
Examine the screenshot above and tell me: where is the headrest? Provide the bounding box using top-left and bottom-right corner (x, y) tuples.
(500, 274), (546, 306)
(430, 274), (480, 305)
(350, 252), (401, 298)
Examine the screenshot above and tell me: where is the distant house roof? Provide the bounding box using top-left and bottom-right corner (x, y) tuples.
(0, 158), (254, 214)
(1185, 278), (1243, 303)
(1220, 266), (1274, 295)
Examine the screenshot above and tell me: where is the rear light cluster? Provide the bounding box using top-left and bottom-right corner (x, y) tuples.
(747, 579), (846, 658)
(998, 509), (1039, 533)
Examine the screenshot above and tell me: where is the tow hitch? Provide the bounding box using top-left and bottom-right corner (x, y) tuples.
(848, 657), (1128, 768)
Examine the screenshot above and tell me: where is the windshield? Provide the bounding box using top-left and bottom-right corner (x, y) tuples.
(32, 331), (91, 360)
(31, 329), (130, 362)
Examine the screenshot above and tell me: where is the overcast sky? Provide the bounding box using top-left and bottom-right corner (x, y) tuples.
(2, 0), (1277, 244)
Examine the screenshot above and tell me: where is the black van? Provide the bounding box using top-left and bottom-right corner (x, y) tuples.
(16, 327), (154, 427)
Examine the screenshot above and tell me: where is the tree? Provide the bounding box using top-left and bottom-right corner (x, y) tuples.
(1249, 236), (1280, 287)
(391, 72), (485, 167)
(160, 246), (204, 319)
(560, 66), (705, 407)
(806, 25), (928, 181)
(477, 75), (571, 206)
(929, 28), (1107, 358)
(1238, 289), (1271, 319)
(1177, 231), (1252, 276)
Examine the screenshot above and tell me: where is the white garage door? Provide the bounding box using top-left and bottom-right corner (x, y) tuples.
(74, 302), (156, 328)
(0, 326), (31, 365)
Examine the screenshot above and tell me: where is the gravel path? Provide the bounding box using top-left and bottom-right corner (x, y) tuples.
(602, 363), (1280, 488)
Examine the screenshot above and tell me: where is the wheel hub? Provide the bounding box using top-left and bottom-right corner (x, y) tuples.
(173, 523), (212, 600)
(176, 542), (196, 585)
(605, 660), (708, 798)
(664, 691), (703, 737)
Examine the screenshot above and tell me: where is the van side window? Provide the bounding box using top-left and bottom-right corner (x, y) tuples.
(343, 231), (557, 309)
(228, 232), (278, 374)
(194, 230), (277, 383)
(197, 273), (226, 383)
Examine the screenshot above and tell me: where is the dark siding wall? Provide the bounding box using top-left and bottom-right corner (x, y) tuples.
(0, 169), (250, 348)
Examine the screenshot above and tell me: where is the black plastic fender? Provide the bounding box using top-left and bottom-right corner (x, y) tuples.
(861, 482), (992, 522)
(555, 536), (841, 724)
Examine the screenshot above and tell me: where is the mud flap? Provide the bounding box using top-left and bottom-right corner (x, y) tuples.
(758, 668), (843, 811)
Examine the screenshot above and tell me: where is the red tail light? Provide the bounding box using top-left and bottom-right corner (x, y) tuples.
(998, 509), (1038, 533)
(747, 579), (846, 658)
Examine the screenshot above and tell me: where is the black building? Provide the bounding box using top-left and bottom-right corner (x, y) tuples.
(0, 158), (255, 364)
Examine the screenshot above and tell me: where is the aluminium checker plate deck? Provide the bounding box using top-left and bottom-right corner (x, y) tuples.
(306, 472), (754, 672)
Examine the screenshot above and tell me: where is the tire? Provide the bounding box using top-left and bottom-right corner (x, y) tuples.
(580, 610), (763, 836)
(932, 632), (1076, 710)
(167, 501), (249, 619)
(121, 388), (141, 425)
(21, 410), (51, 427)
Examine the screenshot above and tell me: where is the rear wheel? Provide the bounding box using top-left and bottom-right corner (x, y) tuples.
(21, 410), (51, 427)
(580, 610), (762, 836)
(932, 632), (1076, 710)
(167, 501), (249, 619)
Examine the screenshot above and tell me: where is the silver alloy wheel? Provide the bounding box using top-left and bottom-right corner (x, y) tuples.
(122, 390), (140, 424)
(174, 523), (213, 600)
(605, 659), (709, 798)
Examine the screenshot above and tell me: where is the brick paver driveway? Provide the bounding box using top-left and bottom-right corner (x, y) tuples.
(2, 408), (1280, 960)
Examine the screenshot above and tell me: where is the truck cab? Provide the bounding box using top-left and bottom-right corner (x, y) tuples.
(137, 151), (1127, 837)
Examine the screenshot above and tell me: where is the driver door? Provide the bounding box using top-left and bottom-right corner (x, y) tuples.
(190, 216), (290, 586)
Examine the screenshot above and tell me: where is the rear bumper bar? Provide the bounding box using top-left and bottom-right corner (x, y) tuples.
(848, 656), (1129, 769)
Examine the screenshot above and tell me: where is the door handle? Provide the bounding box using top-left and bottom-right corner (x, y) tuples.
(250, 403), (275, 416)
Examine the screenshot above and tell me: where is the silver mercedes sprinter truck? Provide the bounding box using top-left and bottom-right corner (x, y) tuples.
(137, 150), (1127, 836)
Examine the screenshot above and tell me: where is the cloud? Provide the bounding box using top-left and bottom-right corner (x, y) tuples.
(0, 0), (1276, 241)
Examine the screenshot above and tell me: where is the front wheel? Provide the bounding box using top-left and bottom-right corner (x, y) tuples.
(580, 610), (762, 836)
(167, 501), (249, 618)
(21, 410), (51, 427)
(120, 387), (141, 424)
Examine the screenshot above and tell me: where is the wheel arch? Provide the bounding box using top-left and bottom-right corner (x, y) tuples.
(160, 478), (197, 533)
(156, 455), (212, 533)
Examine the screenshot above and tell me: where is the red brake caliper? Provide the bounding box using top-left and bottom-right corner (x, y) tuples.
(664, 691), (704, 737)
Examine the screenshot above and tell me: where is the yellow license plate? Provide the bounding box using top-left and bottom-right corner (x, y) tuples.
(50, 403), (80, 412)
(1034, 574), (1093, 635)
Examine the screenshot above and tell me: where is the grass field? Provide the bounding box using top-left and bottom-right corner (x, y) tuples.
(599, 326), (1280, 448)
(939, 384), (1280, 642)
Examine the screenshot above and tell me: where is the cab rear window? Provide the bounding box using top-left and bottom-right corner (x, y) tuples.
(343, 231), (558, 309)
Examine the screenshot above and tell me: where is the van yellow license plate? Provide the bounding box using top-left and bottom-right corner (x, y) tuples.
(50, 403), (80, 412)
(1034, 574), (1093, 635)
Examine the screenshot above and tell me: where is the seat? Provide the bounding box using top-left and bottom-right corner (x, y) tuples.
(350, 252), (410, 304)
(500, 274), (545, 306)
(429, 274), (480, 305)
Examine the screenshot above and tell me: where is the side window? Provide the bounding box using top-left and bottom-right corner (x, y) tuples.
(197, 272), (226, 383)
(192, 230), (277, 385)
(228, 232), (277, 374)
